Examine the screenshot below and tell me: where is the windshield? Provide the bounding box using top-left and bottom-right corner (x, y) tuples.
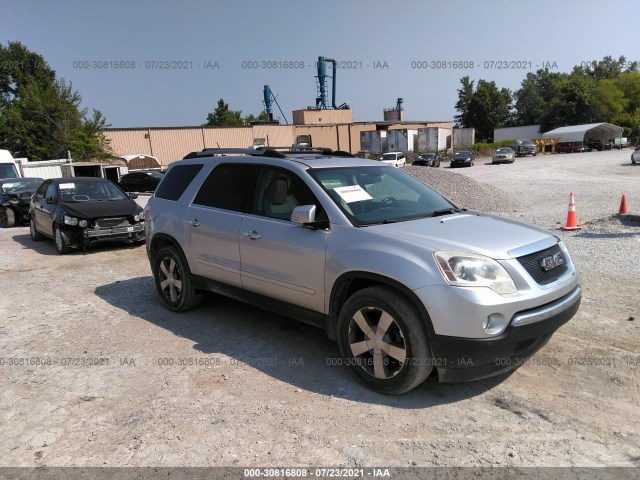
(0, 179), (43, 193)
(0, 163), (20, 178)
(496, 148), (513, 154)
(59, 181), (129, 202)
(453, 152), (471, 158)
(420, 154), (435, 159)
(311, 166), (456, 226)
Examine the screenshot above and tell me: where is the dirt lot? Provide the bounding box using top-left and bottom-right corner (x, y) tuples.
(1, 150), (639, 469)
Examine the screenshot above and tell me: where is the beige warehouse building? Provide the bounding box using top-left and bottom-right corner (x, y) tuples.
(104, 110), (452, 168)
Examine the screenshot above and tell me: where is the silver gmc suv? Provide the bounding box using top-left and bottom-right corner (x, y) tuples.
(144, 148), (580, 394)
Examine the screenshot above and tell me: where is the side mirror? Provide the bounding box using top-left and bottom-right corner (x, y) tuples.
(291, 205), (316, 225)
(129, 193), (139, 199)
(46, 196), (56, 204)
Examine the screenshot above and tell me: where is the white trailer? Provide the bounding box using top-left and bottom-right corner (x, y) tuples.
(387, 129), (418, 153)
(360, 130), (388, 155)
(418, 127), (452, 152)
(494, 125), (541, 143)
(16, 158), (68, 179)
(453, 128), (476, 149)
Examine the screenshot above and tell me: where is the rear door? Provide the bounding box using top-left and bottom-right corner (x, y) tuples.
(239, 166), (328, 312)
(184, 164), (257, 288)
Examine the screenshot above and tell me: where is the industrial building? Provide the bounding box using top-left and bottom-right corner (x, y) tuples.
(103, 56), (455, 167)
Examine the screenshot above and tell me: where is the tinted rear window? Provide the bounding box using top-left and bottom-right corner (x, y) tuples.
(154, 164), (203, 201)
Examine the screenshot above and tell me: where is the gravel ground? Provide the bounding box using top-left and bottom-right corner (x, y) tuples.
(1, 149), (639, 471)
(406, 150), (640, 280)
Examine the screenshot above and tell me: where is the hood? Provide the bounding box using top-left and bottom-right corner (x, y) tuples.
(366, 212), (553, 259)
(62, 199), (141, 219)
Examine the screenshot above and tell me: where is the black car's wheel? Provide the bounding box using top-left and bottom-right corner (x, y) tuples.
(0, 207), (16, 228)
(54, 225), (71, 254)
(29, 217), (44, 241)
(337, 286), (433, 395)
(153, 246), (202, 311)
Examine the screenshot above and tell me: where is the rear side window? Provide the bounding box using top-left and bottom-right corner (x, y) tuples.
(193, 164), (257, 212)
(155, 164), (203, 201)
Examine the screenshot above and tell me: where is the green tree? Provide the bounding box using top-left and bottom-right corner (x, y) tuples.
(0, 41), (110, 160)
(455, 77), (512, 141)
(513, 70), (562, 126)
(203, 99), (245, 126)
(454, 76), (474, 128)
(244, 111), (271, 124)
(540, 70), (597, 132)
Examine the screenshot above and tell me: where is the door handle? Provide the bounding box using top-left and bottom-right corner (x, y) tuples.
(242, 230), (261, 240)
(187, 218), (200, 227)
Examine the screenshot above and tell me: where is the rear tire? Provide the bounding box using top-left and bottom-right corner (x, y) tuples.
(30, 217), (44, 241)
(153, 246), (202, 311)
(0, 207), (16, 228)
(337, 286), (432, 395)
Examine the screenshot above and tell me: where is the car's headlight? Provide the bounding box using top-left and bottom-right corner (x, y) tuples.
(134, 213), (142, 221)
(8, 198), (20, 205)
(434, 251), (517, 294)
(64, 215), (78, 226)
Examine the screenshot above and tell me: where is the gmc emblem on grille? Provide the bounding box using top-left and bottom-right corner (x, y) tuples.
(540, 252), (564, 271)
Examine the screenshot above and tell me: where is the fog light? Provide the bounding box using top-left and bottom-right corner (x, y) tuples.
(484, 313), (507, 334)
(79, 220), (88, 228)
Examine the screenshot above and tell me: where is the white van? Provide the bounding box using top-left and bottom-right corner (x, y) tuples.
(0, 150), (22, 178)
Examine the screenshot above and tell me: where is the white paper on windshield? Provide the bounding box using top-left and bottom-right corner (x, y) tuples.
(59, 183), (75, 190)
(333, 185), (373, 203)
(3, 183), (17, 188)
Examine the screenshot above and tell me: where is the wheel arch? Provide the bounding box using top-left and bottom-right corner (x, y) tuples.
(149, 233), (189, 274)
(328, 271), (436, 343)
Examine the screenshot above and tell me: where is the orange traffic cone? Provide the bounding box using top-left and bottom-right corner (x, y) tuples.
(618, 194), (629, 215)
(561, 192), (581, 231)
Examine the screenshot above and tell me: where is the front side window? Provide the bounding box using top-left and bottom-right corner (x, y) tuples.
(311, 166), (454, 226)
(253, 167), (325, 221)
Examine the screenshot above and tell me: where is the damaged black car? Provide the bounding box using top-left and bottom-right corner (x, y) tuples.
(0, 177), (44, 228)
(29, 177), (145, 254)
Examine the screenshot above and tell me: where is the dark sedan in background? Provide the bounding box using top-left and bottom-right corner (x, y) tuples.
(118, 171), (164, 192)
(29, 177), (145, 254)
(450, 150), (475, 168)
(0, 177), (44, 228)
(413, 152), (441, 167)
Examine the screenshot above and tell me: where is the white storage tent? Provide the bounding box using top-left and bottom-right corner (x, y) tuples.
(542, 123), (624, 143)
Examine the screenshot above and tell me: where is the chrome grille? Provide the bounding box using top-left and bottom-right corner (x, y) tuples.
(516, 244), (568, 285)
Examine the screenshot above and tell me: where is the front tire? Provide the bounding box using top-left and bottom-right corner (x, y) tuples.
(153, 246), (202, 311)
(337, 286), (432, 395)
(54, 225), (71, 254)
(0, 207), (16, 228)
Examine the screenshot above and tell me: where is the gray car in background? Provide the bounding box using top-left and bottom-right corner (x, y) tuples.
(144, 148), (580, 394)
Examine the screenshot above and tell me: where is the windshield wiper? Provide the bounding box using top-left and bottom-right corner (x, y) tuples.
(427, 207), (465, 217)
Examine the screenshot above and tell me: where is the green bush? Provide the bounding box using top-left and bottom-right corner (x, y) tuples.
(469, 140), (513, 156)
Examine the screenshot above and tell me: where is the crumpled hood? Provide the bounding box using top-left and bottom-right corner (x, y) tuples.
(367, 212), (554, 259)
(62, 199), (141, 219)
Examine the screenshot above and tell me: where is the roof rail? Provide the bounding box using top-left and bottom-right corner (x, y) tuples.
(256, 146), (357, 158)
(182, 147), (356, 160)
(182, 148), (286, 159)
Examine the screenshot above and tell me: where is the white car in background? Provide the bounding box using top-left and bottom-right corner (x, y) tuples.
(379, 151), (406, 168)
(631, 147), (640, 164)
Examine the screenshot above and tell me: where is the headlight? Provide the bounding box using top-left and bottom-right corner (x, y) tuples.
(134, 213), (142, 222)
(434, 251), (517, 294)
(8, 198), (20, 205)
(63, 215), (78, 226)
(79, 220), (88, 228)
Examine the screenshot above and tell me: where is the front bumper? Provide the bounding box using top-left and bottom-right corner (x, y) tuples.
(431, 285), (581, 382)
